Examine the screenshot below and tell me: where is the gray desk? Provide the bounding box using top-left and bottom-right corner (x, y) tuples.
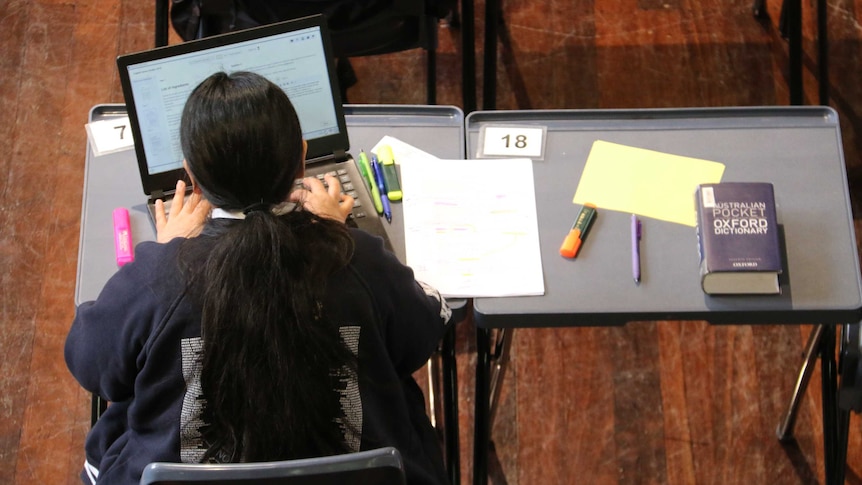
(76, 104), (466, 305)
(75, 103), (466, 485)
(465, 107), (862, 485)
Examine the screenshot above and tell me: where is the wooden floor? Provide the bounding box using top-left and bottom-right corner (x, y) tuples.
(2, 0), (862, 484)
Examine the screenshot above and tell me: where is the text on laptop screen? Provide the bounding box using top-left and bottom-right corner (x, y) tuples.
(125, 26), (339, 176)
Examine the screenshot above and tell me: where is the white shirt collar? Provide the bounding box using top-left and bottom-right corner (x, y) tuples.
(210, 208), (245, 220)
(209, 202), (296, 220)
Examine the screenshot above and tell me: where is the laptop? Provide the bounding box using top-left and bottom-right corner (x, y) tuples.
(116, 14), (390, 247)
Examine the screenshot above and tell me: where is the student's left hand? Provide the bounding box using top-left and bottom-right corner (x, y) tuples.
(155, 180), (212, 243)
(290, 174), (353, 223)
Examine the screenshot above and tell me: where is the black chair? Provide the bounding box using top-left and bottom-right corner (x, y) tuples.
(92, 296), (460, 484)
(139, 446), (406, 484)
(93, 328), (461, 485)
(154, 0), (448, 105)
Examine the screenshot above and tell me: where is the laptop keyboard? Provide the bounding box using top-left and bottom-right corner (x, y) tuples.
(155, 169), (366, 227)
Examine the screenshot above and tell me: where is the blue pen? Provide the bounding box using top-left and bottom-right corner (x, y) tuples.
(632, 214), (641, 284)
(371, 154), (392, 223)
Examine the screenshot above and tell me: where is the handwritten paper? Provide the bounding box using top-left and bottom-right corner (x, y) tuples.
(573, 140), (726, 226)
(401, 158), (544, 298)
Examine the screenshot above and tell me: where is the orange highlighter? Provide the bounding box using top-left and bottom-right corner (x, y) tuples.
(559, 203), (597, 258)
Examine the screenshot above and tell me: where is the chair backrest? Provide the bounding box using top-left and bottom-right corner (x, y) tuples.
(139, 447), (406, 485)
(156, 0), (443, 103)
(160, 0), (439, 55)
(325, 0), (437, 58)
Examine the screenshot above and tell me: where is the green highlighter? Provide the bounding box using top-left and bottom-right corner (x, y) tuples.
(358, 151), (383, 214)
(375, 144), (402, 201)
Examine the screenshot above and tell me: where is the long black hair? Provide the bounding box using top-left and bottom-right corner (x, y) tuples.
(179, 71), (356, 462)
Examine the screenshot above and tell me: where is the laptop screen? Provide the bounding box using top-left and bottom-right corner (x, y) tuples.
(117, 15), (349, 196)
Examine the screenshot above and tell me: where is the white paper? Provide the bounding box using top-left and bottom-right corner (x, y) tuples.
(401, 158), (545, 298)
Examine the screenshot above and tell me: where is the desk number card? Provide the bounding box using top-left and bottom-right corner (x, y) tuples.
(85, 116), (135, 156)
(478, 125), (546, 159)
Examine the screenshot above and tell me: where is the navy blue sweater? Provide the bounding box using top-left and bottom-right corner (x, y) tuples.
(66, 227), (451, 484)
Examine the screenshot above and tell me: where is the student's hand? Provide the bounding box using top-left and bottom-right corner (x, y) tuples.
(290, 174), (354, 223)
(155, 180), (212, 243)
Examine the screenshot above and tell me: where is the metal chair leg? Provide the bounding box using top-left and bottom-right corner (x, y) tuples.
(785, 0), (803, 105)
(91, 393), (107, 427)
(482, 0), (500, 110)
(816, 0), (829, 106)
(752, 0), (767, 18)
(426, 48), (437, 106)
(460, 0), (476, 113)
(488, 328), (513, 430)
(155, 0), (170, 47)
(778, 0), (831, 105)
(426, 354), (443, 429)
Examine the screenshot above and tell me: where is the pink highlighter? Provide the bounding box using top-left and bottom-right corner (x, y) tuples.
(112, 207), (134, 266)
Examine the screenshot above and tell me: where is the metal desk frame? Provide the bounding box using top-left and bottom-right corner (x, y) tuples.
(466, 107), (862, 485)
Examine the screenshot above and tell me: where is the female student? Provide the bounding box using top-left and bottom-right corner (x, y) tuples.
(66, 71), (452, 484)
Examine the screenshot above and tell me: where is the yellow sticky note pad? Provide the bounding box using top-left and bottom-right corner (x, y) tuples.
(573, 140), (726, 226)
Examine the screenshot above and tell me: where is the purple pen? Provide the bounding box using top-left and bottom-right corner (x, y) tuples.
(632, 214), (641, 284)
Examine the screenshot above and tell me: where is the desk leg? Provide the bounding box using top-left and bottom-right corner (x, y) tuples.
(442, 324), (461, 485)
(836, 406), (850, 485)
(821, 324), (839, 484)
(834, 322), (862, 485)
(823, 325), (858, 484)
(474, 327), (491, 485)
(777, 325), (824, 440)
(835, 327), (850, 485)
(489, 328), (513, 427)
(777, 323), (850, 485)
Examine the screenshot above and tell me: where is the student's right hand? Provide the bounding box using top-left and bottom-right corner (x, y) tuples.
(289, 174), (353, 223)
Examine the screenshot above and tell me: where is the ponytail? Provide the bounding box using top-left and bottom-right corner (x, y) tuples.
(189, 209), (355, 462)
(176, 71), (357, 462)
